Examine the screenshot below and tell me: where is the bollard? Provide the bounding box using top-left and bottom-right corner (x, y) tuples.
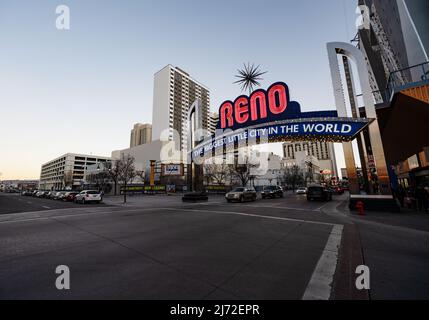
(356, 201), (365, 216)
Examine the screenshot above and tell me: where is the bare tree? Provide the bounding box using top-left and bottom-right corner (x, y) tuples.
(105, 161), (120, 196)
(229, 157), (259, 187)
(209, 163), (230, 186)
(87, 171), (111, 193)
(204, 164), (214, 186)
(136, 170), (145, 183)
(281, 165), (304, 192)
(117, 154), (136, 203)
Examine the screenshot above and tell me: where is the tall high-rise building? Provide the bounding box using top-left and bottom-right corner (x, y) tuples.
(208, 112), (219, 135)
(283, 141), (338, 177)
(357, 0), (428, 102)
(130, 123), (152, 148)
(152, 65), (210, 152)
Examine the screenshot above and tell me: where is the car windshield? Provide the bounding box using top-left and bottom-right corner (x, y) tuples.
(232, 188), (245, 192)
(87, 191), (100, 195)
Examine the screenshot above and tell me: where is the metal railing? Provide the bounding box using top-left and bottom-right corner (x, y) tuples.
(385, 61), (429, 102)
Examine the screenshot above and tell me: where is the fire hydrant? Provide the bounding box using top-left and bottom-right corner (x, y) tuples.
(356, 201), (365, 216)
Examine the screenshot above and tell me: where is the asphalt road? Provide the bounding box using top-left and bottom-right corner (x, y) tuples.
(0, 192), (428, 300)
(0, 192), (347, 299)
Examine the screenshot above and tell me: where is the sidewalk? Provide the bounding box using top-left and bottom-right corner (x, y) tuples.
(324, 195), (429, 299)
(344, 203), (429, 299)
(102, 194), (177, 206)
(349, 206), (429, 233)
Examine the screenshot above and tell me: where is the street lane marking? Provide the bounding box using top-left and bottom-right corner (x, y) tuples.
(0, 207), (168, 224)
(163, 207), (340, 227)
(42, 206), (51, 209)
(0, 205), (343, 230)
(239, 204), (318, 212)
(302, 224), (343, 300)
(314, 202), (333, 212)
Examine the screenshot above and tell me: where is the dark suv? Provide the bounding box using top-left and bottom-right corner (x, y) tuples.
(307, 185), (333, 202)
(261, 186), (284, 199)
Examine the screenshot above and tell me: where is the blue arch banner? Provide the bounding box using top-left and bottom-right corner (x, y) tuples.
(190, 82), (373, 161)
(191, 117), (372, 161)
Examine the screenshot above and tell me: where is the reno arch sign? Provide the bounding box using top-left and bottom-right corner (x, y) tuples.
(190, 82), (372, 161)
(219, 82), (289, 130)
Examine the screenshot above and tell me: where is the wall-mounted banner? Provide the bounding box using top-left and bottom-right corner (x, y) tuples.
(161, 164), (184, 177)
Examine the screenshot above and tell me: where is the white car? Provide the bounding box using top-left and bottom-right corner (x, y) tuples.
(74, 190), (102, 204)
(296, 187), (307, 195)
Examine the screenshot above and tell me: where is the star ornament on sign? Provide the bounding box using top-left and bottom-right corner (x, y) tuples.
(234, 63), (267, 94)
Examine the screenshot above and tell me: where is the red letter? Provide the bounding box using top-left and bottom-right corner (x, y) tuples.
(268, 84), (288, 114)
(250, 90), (267, 121)
(220, 101), (234, 129)
(234, 97), (249, 124)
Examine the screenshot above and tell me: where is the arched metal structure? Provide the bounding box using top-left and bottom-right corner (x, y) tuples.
(186, 99), (204, 192)
(327, 42), (392, 195)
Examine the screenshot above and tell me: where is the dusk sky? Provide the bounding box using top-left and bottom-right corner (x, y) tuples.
(0, 0), (358, 180)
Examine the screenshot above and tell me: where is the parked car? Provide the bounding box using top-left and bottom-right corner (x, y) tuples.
(296, 187), (307, 195)
(225, 187), (257, 203)
(32, 190), (39, 197)
(254, 186), (264, 193)
(36, 191), (48, 198)
(49, 191), (59, 199)
(63, 192), (79, 202)
(52, 191), (65, 200)
(307, 185), (333, 202)
(74, 190), (103, 204)
(44, 191), (52, 198)
(261, 186), (284, 199)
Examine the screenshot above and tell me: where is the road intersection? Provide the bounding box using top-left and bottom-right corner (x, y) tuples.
(0, 192), (428, 299)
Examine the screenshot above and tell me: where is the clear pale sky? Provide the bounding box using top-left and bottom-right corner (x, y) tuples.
(0, 0), (358, 180)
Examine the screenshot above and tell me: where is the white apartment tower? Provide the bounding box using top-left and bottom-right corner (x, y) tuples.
(208, 112), (219, 135)
(152, 65), (210, 152)
(130, 123), (152, 148)
(283, 141), (338, 177)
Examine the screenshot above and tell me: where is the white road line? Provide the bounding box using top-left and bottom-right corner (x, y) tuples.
(302, 224), (344, 300)
(163, 207), (338, 227)
(240, 204), (317, 212)
(0, 207), (167, 224)
(41, 206), (51, 209)
(314, 202), (333, 212)
(185, 201), (224, 206)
